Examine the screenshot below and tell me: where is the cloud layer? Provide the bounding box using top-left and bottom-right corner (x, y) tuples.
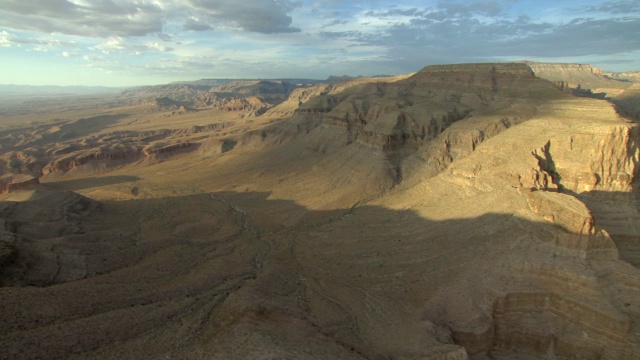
(1, 0), (639, 86)
(0, 0), (300, 36)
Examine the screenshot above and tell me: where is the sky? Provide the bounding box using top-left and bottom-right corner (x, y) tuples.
(1, 0), (639, 86)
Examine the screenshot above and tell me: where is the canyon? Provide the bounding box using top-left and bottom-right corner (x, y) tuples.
(1, 62), (640, 359)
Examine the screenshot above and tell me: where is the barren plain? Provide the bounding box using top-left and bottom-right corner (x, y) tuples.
(1, 62), (640, 359)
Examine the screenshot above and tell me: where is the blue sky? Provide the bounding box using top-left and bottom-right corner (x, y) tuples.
(1, 0), (639, 86)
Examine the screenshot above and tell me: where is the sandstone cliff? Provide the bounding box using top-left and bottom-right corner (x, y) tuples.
(523, 61), (636, 103)
(523, 61), (610, 87)
(523, 61), (639, 121)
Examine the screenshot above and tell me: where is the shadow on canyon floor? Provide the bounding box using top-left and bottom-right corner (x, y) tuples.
(44, 175), (141, 192)
(0, 188), (637, 359)
(580, 189), (640, 268)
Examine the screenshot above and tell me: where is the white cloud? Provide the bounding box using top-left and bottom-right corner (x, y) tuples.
(186, 0), (301, 33)
(0, 30), (77, 48)
(92, 36), (174, 54)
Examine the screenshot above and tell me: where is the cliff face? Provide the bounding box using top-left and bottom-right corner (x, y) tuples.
(522, 61), (640, 120)
(253, 63), (562, 190)
(0, 174), (40, 194)
(291, 96), (640, 360)
(525, 61), (604, 75)
(523, 61), (632, 91)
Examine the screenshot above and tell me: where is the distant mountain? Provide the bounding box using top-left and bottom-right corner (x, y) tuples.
(325, 75), (393, 83)
(171, 78), (326, 86)
(120, 80), (302, 114)
(603, 71), (640, 82)
(0, 84), (122, 98)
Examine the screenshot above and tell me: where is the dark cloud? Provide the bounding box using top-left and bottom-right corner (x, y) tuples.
(492, 17), (640, 57)
(0, 0), (301, 37)
(0, 0), (164, 37)
(187, 0), (301, 33)
(319, 5), (640, 73)
(0, 0), (78, 17)
(157, 33), (174, 42)
(322, 19), (348, 28)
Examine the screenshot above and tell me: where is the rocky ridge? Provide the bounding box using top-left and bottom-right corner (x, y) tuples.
(0, 119), (240, 176)
(121, 81), (299, 114)
(250, 63), (562, 190)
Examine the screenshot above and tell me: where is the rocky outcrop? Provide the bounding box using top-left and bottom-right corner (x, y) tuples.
(41, 146), (141, 174)
(213, 96), (269, 112)
(0, 115), (237, 176)
(142, 142), (195, 157)
(0, 174), (40, 194)
(41, 140), (200, 174)
(522, 188), (596, 235)
(153, 96), (191, 111)
(525, 61), (604, 75)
